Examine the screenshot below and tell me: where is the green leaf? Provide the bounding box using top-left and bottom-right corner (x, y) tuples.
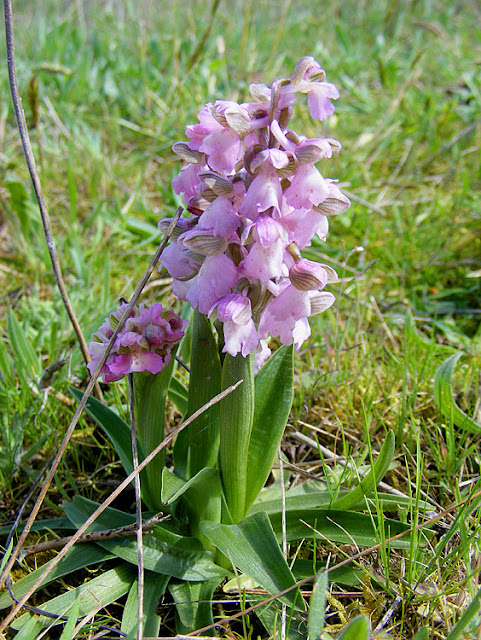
(58, 599), (80, 640)
(308, 571), (328, 639)
(434, 353), (481, 434)
(245, 345), (294, 513)
(329, 431), (395, 510)
(337, 614), (370, 639)
(201, 511), (305, 611)
(219, 352), (255, 522)
(0, 517), (73, 537)
(269, 509), (411, 548)
(11, 615), (42, 640)
(133, 365), (175, 511)
(0, 544), (114, 611)
(63, 496), (227, 581)
(292, 559), (362, 588)
(168, 376), (188, 415)
(174, 311), (221, 478)
(69, 386), (143, 476)
(7, 310), (41, 381)
(169, 578), (221, 634)
(12, 564), (136, 630)
(121, 571), (169, 637)
(250, 480), (427, 515)
(162, 467), (222, 549)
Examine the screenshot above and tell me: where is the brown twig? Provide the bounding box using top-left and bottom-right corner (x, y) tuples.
(18, 513), (168, 559)
(2, 0), (103, 402)
(0, 379), (242, 631)
(0, 208), (182, 597)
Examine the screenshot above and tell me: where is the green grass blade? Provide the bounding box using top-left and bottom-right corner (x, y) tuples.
(7, 310), (41, 380)
(308, 571), (328, 640)
(329, 431), (395, 511)
(58, 599), (80, 640)
(434, 353), (480, 434)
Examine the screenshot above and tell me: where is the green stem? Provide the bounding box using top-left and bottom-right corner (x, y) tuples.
(219, 352), (254, 523)
(133, 362), (174, 511)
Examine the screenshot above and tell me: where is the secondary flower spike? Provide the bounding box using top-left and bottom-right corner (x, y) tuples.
(161, 56), (349, 361)
(88, 304), (185, 382)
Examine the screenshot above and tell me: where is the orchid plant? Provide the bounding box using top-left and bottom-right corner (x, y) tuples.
(6, 58), (407, 638)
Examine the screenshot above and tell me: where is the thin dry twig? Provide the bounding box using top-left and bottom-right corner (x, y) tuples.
(18, 513), (168, 559)
(2, 0), (103, 402)
(0, 379), (242, 632)
(0, 208), (182, 596)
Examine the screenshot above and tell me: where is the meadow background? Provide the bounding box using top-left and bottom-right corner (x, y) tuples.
(0, 0), (480, 637)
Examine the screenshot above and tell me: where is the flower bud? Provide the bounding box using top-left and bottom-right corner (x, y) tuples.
(181, 229), (228, 256)
(187, 195), (210, 216)
(249, 83), (271, 103)
(289, 259), (328, 290)
(313, 190), (351, 216)
(309, 291), (335, 315)
(198, 171), (234, 197)
(158, 216), (191, 240)
(224, 105), (251, 135)
(172, 142), (204, 163)
(291, 57), (326, 86)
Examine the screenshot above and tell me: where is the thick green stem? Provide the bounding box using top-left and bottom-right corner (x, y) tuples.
(133, 363), (173, 511)
(219, 352), (254, 523)
(174, 311), (221, 479)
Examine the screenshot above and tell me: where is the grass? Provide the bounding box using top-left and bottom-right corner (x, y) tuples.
(0, 0), (480, 637)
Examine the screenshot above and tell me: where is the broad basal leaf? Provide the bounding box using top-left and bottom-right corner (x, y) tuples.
(12, 564), (136, 630)
(201, 511), (305, 611)
(269, 509), (411, 548)
(64, 496), (227, 581)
